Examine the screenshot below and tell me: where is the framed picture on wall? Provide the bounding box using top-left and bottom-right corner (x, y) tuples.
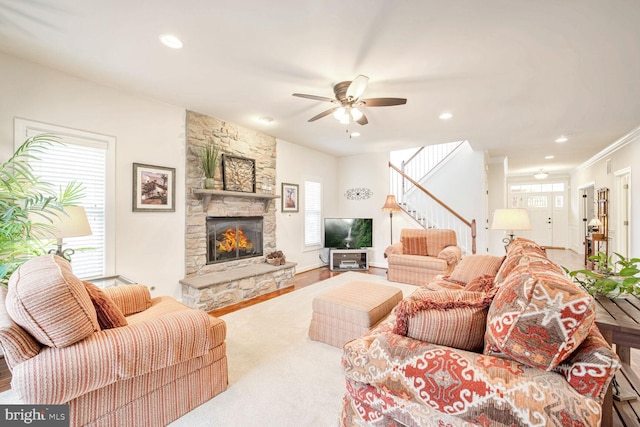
(222, 154), (256, 193)
(281, 183), (299, 212)
(132, 163), (176, 212)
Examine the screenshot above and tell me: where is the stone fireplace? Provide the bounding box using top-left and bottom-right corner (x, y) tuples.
(181, 110), (296, 311)
(207, 216), (263, 264)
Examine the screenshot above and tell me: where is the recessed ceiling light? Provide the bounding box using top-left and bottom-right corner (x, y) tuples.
(350, 132), (360, 137)
(439, 112), (453, 120)
(159, 34), (183, 49)
(258, 116), (273, 124)
(555, 135), (568, 143)
(545, 155), (555, 159)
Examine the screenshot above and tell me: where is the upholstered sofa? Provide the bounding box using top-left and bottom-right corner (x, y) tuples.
(384, 228), (462, 287)
(0, 255), (228, 426)
(342, 238), (620, 426)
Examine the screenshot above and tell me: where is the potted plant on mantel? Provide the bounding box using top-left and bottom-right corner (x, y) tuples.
(0, 134), (84, 287)
(567, 251), (640, 299)
(198, 138), (220, 190)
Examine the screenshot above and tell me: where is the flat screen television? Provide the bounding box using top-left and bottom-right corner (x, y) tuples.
(324, 218), (373, 249)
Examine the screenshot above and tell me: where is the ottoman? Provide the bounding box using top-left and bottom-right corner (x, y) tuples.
(308, 280), (403, 348)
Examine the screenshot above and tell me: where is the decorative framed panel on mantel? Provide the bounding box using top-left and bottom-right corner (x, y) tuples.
(222, 154), (256, 193)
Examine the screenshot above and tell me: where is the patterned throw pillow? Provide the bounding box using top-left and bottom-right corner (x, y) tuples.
(393, 288), (495, 351)
(485, 262), (596, 371)
(83, 281), (128, 329)
(447, 254), (504, 284)
(6, 255), (100, 348)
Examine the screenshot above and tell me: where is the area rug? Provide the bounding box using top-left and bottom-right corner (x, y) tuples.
(0, 272), (417, 426)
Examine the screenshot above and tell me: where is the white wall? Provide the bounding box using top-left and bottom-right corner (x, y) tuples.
(420, 143), (488, 255)
(337, 152), (391, 267)
(275, 139), (338, 272)
(0, 52), (186, 299)
(571, 130), (640, 257)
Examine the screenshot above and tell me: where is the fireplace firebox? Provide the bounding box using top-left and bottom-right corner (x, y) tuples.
(207, 216), (264, 264)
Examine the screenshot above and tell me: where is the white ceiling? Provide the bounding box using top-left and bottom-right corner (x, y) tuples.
(1, 0), (639, 176)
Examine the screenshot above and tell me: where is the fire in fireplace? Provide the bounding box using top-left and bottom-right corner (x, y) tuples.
(207, 216), (263, 264)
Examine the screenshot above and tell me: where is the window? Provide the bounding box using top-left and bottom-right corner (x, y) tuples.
(304, 180), (322, 247)
(15, 119), (115, 279)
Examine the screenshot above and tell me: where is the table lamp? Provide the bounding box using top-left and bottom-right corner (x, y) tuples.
(45, 206), (92, 262)
(491, 208), (531, 249)
(381, 195), (402, 244)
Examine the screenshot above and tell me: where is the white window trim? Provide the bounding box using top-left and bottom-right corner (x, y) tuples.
(303, 177), (322, 251)
(14, 118), (116, 275)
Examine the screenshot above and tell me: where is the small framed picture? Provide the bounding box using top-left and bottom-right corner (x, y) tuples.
(281, 183), (299, 212)
(132, 163), (176, 212)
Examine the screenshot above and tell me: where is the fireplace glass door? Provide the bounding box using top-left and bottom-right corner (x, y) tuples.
(207, 217), (264, 264)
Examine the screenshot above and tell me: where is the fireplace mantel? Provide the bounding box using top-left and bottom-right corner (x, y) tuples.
(193, 189), (280, 211)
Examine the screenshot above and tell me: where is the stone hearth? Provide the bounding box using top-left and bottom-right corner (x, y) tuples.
(182, 110), (295, 311)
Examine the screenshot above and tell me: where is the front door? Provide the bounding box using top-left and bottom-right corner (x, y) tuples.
(508, 181), (568, 248)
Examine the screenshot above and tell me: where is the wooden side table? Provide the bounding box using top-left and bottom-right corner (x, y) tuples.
(593, 295), (640, 427)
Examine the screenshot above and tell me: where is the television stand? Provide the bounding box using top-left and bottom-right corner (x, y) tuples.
(329, 248), (369, 272)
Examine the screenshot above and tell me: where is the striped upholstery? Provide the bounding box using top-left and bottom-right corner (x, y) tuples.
(103, 284), (151, 315)
(309, 281), (403, 348)
(6, 255), (99, 348)
(0, 255), (228, 426)
(387, 229), (461, 287)
(393, 288), (494, 351)
(0, 288), (41, 370)
(447, 254), (504, 284)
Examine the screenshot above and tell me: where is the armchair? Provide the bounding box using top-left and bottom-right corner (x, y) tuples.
(0, 255), (228, 426)
(384, 228), (461, 286)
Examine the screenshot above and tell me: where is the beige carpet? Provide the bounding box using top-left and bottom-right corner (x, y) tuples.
(0, 272), (417, 426)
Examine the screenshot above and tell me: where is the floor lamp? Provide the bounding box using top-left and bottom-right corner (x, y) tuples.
(45, 206), (92, 262)
(491, 208), (531, 251)
(381, 195), (402, 245)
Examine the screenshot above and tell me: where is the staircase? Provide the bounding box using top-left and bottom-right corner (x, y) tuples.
(389, 142), (476, 254)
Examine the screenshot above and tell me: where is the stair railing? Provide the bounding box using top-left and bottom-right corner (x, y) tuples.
(389, 162), (476, 254)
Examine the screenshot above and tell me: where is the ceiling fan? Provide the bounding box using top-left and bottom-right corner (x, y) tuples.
(293, 75), (407, 125)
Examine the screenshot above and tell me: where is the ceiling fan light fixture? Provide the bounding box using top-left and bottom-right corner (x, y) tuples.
(350, 107), (363, 121)
(333, 107), (346, 121)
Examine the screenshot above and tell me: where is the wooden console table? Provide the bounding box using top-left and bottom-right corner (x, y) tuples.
(593, 295), (640, 427)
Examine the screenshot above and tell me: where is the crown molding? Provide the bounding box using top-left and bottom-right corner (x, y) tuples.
(576, 125), (640, 171)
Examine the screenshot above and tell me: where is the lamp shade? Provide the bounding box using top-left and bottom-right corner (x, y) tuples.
(381, 195), (401, 212)
(44, 206), (92, 239)
(588, 217), (603, 227)
(491, 208), (531, 231)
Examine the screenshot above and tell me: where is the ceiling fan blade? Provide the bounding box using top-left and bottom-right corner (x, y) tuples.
(292, 93), (336, 103)
(360, 97), (407, 107)
(346, 74), (369, 100)
(356, 113), (368, 125)
(308, 107), (338, 122)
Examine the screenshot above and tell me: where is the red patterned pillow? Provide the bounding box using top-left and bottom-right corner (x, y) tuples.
(393, 289), (495, 351)
(485, 263), (595, 370)
(83, 281), (128, 329)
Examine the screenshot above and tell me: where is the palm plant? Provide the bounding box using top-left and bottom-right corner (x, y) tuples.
(0, 134), (83, 286)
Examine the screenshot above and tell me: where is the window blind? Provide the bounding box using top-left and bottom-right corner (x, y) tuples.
(26, 133), (107, 279)
(304, 180), (322, 247)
